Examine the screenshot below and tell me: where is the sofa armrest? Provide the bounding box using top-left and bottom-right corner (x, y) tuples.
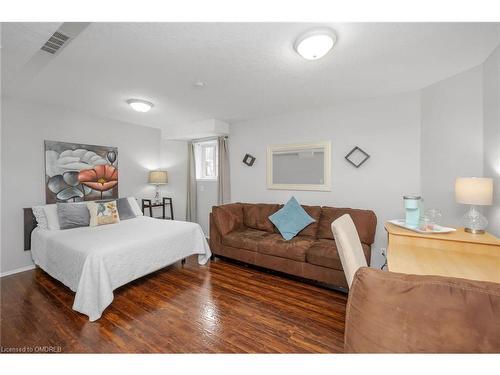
(344, 268), (500, 353)
(209, 212), (222, 251)
(212, 204), (244, 236)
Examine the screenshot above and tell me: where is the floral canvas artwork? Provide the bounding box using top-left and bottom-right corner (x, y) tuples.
(45, 140), (118, 203)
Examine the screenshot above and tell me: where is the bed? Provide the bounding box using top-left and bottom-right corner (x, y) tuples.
(29, 215), (211, 321)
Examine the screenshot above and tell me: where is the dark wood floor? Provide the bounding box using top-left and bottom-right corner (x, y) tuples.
(0, 256), (347, 353)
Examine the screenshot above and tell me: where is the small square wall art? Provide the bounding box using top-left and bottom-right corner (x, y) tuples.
(345, 146), (370, 168)
(44, 140), (118, 203)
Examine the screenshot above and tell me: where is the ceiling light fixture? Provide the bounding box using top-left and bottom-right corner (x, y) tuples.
(127, 99), (154, 113)
(294, 28), (337, 60)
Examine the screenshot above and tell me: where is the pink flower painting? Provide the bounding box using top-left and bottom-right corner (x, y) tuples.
(78, 165), (118, 198)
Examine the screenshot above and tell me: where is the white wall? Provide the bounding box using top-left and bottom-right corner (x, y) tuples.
(421, 66), (484, 227)
(483, 45), (500, 236)
(197, 180), (218, 235)
(1, 97), (162, 274)
(159, 140), (188, 221)
(229, 92), (422, 268)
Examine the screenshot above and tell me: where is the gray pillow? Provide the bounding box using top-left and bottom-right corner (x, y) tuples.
(116, 197), (136, 220)
(56, 202), (90, 230)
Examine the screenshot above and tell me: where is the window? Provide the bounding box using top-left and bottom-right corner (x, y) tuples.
(194, 140), (218, 180)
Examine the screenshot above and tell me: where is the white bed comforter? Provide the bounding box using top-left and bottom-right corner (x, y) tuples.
(31, 216), (211, 321)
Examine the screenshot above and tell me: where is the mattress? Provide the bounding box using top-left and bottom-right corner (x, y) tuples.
(31, 216), (211, 321)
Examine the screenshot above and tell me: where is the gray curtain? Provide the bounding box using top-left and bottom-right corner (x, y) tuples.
(217, 136), (231, 205)
(186, 141), (198, 222)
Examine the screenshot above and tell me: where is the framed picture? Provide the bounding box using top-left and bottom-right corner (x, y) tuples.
(243, 153), (256, 166)
(45, 140), (118, 203)
(345, 146), (370, 168)
(267, 141), (331, 191)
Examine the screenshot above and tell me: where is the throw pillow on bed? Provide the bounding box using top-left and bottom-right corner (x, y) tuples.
(116, 197), (136, 220)
(32, 205), (49, 230)
(268, 197), (315, 241)
(127, 197), (143, 216)
(42, 204), (61, 230)
(87, 200), (120, 226)
(57, 202), (91, 229)
(95, 197), (137, 220)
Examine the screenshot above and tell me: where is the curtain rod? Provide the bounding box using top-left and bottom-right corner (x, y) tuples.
(192, 135), (228, 142)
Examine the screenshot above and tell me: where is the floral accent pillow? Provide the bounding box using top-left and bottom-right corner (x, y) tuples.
(87, 200), (120, 227)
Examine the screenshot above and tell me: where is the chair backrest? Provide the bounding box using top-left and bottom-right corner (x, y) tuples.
(331, 214), (368, 288)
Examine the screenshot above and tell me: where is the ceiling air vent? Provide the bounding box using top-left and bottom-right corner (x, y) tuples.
(40, 31), (70, 55)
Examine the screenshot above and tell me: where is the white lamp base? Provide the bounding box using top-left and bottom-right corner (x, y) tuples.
(463, 206), (488, 234)
(153, 184), (161, 204)
(464, 227), (485, 234)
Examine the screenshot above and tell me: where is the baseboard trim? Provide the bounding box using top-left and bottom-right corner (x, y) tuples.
(1, 264), (36, 278)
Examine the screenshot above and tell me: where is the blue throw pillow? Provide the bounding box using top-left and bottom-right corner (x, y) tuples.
(268, 197), (315, 240)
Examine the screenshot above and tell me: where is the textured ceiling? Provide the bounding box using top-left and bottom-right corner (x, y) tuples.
(2, 22), (499, 134)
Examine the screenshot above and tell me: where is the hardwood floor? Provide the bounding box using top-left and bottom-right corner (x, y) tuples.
(0, 256), (347, 353)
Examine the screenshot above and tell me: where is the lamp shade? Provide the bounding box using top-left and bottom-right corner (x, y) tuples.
(148, 170), (168, 185)
(455, 177), (493, 205)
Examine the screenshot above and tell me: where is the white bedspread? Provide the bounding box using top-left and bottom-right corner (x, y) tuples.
(31, 216), (211, 321)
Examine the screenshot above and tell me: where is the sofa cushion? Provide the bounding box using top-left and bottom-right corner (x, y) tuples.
(269, 197), (316, 240)
(212, 204), (243, 235)
(306, 239), (371, 270)
(243, 203), (280, 233)
(306, 239), (343, 270)
(222, 228), (271, 252)
(257, 234), (314, 262)
(297, 205), (321, 237)
(317, 207), (377, 245)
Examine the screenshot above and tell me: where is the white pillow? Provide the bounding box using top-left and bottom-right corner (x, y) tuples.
(127, 197), (143, 217)
(32, 206), (49, 230)
(43, 204), (60, 230)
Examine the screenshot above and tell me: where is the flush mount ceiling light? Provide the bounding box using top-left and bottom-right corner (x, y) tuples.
(294, 28), (337, 60)
(127, 99), (154, 113)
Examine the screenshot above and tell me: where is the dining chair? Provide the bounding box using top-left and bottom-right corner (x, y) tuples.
(331, 214), (368, 288)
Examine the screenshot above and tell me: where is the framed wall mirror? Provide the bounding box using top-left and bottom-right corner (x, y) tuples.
(267, 141), (331, 191)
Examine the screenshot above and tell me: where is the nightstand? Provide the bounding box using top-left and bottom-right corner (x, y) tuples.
(142, 197), (174, 220)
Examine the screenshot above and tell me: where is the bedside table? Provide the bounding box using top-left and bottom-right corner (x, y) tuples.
(142, 197), (174, 220)
(385, 222), (500, 283)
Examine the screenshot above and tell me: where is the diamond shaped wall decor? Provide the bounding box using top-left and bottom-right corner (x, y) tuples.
(345, 146), (370, 168)
(243, 153), (256, 166)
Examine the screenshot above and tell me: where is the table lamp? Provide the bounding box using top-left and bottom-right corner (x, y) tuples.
(455, 177), (493, 234)
(148, 170), (168, 204)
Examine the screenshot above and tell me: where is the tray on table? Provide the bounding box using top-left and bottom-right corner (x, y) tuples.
(388, 219), (456, 234)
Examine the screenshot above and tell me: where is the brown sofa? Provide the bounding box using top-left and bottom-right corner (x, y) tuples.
(345, 268), (500, 353)
(209, 203), (377, 289)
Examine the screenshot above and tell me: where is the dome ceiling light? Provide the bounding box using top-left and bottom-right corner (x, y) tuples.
(294, 28), (337, 60)
(127, 99), (154, 113)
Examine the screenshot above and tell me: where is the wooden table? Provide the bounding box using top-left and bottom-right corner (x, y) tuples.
(141, 197), (174, 220)
(385, 222), (500, 283)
